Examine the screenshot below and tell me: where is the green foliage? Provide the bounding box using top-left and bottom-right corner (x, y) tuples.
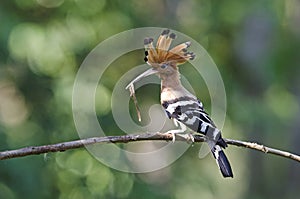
(1, 0), (300, 198)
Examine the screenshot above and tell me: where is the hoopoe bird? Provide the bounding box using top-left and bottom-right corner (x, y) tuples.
(127, 29), (233, 178)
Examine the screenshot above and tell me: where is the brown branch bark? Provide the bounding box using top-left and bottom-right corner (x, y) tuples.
(0, 132), (299, 162)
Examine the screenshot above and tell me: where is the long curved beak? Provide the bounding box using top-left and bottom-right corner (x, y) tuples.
(125, 68), (158, 90)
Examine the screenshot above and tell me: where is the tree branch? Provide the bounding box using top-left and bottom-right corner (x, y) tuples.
(0, 132), (299, 162)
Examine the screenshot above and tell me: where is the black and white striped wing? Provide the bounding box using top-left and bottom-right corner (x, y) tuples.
(162, 97), (222, 143)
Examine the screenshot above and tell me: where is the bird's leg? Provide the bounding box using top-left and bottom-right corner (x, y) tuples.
(163, 120), (194, 143)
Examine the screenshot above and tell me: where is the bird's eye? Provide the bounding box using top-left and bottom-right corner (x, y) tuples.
(161, 64), (168, 69)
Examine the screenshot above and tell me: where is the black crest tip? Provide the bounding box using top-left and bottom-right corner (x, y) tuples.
(185, 41), (191, 48)
(144, 38), (150, 45)
(161, 29), (170, 35)
(144, 37), (153, 45)
(190, 55), (195, 60)
(169, 33), (176, 39)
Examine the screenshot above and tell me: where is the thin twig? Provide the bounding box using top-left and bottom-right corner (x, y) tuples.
(225, 139), (300, 162)
(0, 133), (299, 162)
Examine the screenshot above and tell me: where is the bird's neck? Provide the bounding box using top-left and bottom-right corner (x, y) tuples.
(160, 71), (195, 102)
(160, 71), (182, 91)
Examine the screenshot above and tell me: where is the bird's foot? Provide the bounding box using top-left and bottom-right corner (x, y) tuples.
(163, 131), (194, 144)
(163, 131), (176, 143)
(176, 133), (195, 143)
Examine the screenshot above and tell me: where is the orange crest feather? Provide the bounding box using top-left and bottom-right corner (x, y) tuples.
(144, 29), (195, 66)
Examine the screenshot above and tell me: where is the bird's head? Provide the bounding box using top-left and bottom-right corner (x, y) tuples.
(126, 29), (195, 88)
(143, 29), (195, 77)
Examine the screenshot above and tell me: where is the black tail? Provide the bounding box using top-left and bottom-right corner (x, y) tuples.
(211, 145), (233, 178)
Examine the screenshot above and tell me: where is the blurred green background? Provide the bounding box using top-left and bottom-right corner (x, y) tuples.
(1, 0), (300, 198)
